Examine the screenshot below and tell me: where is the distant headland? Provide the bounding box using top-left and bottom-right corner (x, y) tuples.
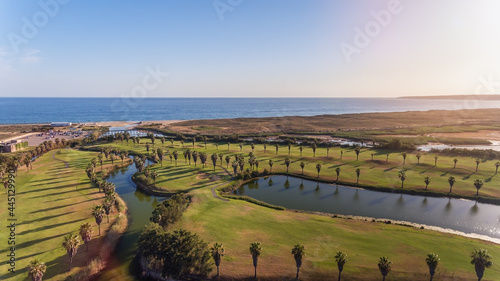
(399, 94), (500, 100)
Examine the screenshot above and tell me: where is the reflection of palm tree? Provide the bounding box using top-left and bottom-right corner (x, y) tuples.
(284, 179), (290, 189)
(299, 179), (304, 190)
(300, 161), (305, 175)
(445, 198), (452, 212)
(335, 167), (341, 182)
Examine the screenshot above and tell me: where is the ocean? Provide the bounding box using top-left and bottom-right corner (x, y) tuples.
(1, 97), (500, 124)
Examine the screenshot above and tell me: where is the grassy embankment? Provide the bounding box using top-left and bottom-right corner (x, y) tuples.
(0, 149), (128, 281)
(90, 139), (500, 280)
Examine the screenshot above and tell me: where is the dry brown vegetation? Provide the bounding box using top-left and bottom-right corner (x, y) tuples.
(157, 109), (500, 135)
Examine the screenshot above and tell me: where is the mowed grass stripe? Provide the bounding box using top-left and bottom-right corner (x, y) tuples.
(0, 149), (111, 281)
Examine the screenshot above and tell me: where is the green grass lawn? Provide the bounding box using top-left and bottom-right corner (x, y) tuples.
(0, 149), (116, 281)
(92, 139), (500, 199)
(91, 140), (500, 280)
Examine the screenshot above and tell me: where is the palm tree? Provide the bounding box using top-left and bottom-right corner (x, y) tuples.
(378, 256), (392, 281)
(288, 143), (292, 155)
(447, 176), (456, 193)
(231, 162), (238, 175)
(335, 167), (341, 182)
(151, 170), (159, 186)
(249, 242), (262, 279)
(225, 155), (231, 168)
(218, 153), (223, 165)
(327, 147), (330, 157)
(316, 163), (322, 178)
(291, 243), (305, 279)
(386, 153), (389, 163)
(355, 168), (361, 184)
(170, 139), (174, 147)
(416, 153), (421, 165)
(401, 152), (407, 165)
(355, 146), (361, 161)
(475, 159), (481, 172)
(62, 234), (80, 271)
(371, 153), (375, 161)
(495, 162), (500, 174)
(211, 243), (225, 277)
(426, 253), (439, 281)
(474, 179), (484, 196)
(239, 144), (243, 151)
(27, 259), (46, 281)
(424, 176), (431, 190)
(434, 156), (438, 166)
(211, 153), (218, 171)
(340, 150), (344, 160)
(470, 249), (493, 281)
(398, 171), (407, 188)
(192, 151), (199, 166)
(299, 145), (303, 156)
(275, 144), (279, 155)
(300, 162), (305, 175)
(263, 143), (267, 153)
(227, 142), (230, 150)
(285, 158), (291, 173)
(334, 251), (347, 281)
(269, 160), (274, 172)
(312, 143), (317, 157)
(453, 158), (458, 168)
(91, 205), (104, 236)
(172, 150), (179, 166)
(79, 222), (93, 252)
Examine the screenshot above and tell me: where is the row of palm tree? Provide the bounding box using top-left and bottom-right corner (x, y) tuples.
(112, 135), (500, 172)
(208, 242), (493, 281)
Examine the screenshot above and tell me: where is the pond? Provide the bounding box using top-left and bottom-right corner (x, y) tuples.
(235, 176), (500, 240)
(96, 158), (163, 281)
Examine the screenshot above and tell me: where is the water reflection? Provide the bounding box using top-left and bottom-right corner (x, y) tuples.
(235, 176), (500, 239)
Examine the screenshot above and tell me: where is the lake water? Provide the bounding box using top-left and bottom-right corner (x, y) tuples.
(97, 158), (162, 281)
(2, 97), (500, 124)
(236, 176), (500, 240)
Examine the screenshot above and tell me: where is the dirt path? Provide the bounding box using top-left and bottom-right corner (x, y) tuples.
(211, 182), (229, 202)
(52, 150), (69, 168)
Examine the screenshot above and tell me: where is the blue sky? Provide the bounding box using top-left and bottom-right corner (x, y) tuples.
(0, 0), (499, 97)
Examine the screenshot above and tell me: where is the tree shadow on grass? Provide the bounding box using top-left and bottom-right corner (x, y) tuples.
(21, 211), (76, 225)
(30, 200), (94, 214)
(462, 171), (476, 180)
(18, 218), (87, 236)
(440, 168), (454, 177)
